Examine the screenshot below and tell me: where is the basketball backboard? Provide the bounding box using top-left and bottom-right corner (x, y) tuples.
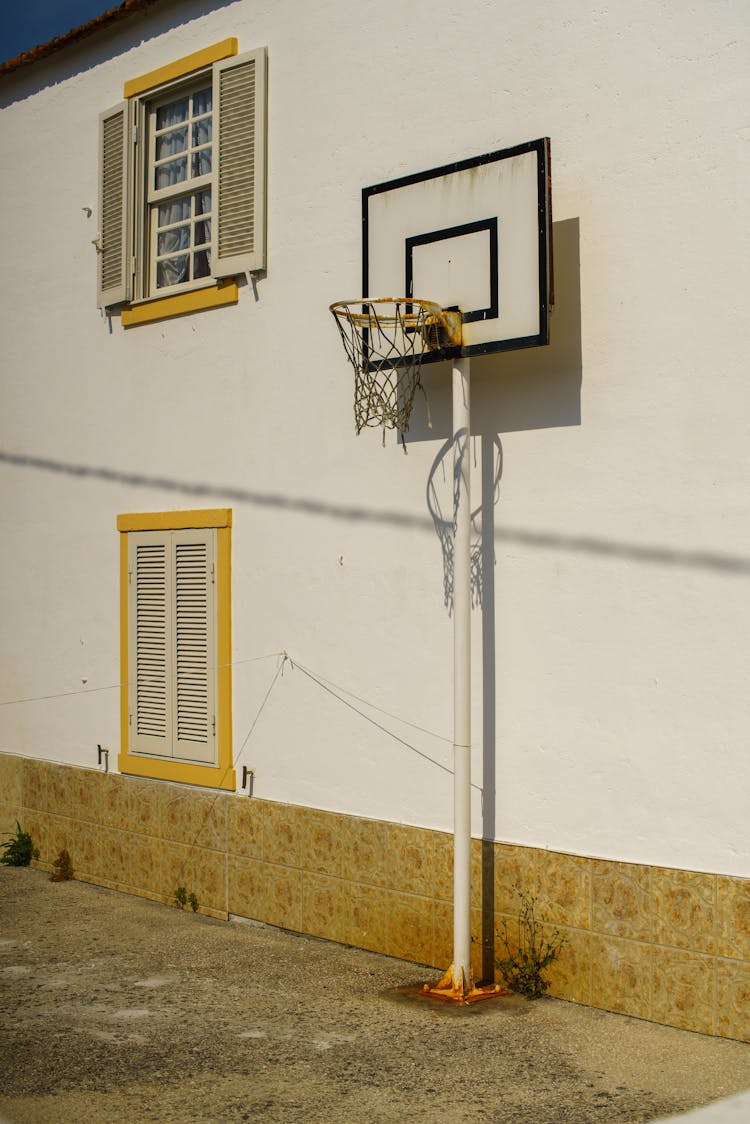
(363, 138), (552, 362)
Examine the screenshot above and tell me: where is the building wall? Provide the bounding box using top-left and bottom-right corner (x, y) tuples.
(2, 754), (748, 1042)
(1, 0), (748, 957)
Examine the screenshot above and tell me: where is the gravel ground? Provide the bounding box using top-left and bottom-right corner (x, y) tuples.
(1, 867), (749, 1124)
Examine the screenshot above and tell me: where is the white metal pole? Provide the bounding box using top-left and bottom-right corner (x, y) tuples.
(452, 357), (472, 988)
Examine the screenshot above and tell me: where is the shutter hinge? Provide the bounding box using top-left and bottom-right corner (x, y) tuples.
(129, 711), (132, 726)
(211, 562), (215, 584)
(128, 565), (132, 584)
(212, 715), (216, 737)
(132, 121), (138, 145)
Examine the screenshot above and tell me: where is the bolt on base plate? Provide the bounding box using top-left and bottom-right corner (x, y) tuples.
(421, 964), (508, 1006)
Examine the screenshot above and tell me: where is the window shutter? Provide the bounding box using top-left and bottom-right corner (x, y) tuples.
(129, 533), (170, 757)
(98, 102), (132, 308)
(171, 530), (216, 764)
(213, 47), (267, 278)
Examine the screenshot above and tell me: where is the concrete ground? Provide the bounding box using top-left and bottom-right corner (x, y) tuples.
(1, 867), (748, 1124)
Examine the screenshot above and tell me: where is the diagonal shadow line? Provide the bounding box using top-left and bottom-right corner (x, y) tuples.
(3, 448), (750, 577)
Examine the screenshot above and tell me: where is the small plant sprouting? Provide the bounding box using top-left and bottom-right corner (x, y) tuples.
(50, 848), (74, 882)
(173, 886), (199, 912)
(0, 822), (39, 867)
(496, 888), (566, 999)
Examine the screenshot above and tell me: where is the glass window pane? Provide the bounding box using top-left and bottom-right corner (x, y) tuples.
(195, 189), (212, 216)
(156, 255), (189, 288)
(157, 226), (190, 256)
(194, 220), (211, 246)
(192, 149), (212, 177)
(155, 157), (187, 190)
(156, 97), (188, 130)
(192, 119), (212, 147)
(158, 199), (190, 226)
(156, 127), (187, 160)
(193, 88), (212, 116)
(193, 250), (211, 279)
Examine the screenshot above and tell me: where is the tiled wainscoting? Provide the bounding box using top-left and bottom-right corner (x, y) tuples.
(1, 753), (748, 1042)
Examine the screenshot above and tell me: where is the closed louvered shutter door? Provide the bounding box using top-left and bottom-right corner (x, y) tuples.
(213, 48), (267, 277)
(129, 533), (170, 756)
(171, 530), (216, 764)
(98, 102), (132, 308)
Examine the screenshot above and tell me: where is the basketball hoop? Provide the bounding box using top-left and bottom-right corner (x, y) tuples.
(330, 298), (462, 447)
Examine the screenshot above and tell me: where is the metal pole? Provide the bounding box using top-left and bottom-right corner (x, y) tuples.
(452, 356), (471, 988)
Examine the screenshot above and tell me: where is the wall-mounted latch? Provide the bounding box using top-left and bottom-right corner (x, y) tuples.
(241, 766), (255, 797)
(97, 744), (110, 772)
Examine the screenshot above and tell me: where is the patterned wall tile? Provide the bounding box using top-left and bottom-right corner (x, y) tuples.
(262, 864), (303, 932)
(161, 788), (227, 851)
(433, 900), (453, 970)
(71, 823), (103, 881)
(716, 877), (750, 962)
(386, 890), (434, 965)
(342, 882), (389, 954)
(340, 815), (389, 888)
(262, 801), (303, 868)
(130, 831), (164, 897)
(227, 795), (263, 860)
(228, 854), (267, 920)
(22, 759), (50, 813)
(191, 847), (228, 917)
(100, 773), (131, 830)
(47, 765), (78, 820)
(653, 868), (715, 954)
(716, 958), (750, 1043)
(545, 927), (591, 1005)
(652, 947), (715, 1035)
(536, 850), (592, 930)
(300, 808), (346, 878)
(592, 860), (651, 942)
(591, 934), (651, 1019)
(386, 823), (435, 897)
(0, 803), (23, 837)
(302, 871), (346, 943)
(99, 826), (133, 886)
(493, 842), (537, 916)
(128, 777), (166, 839)
(0, 754), (23, 806)
(70, 767), (105, 826)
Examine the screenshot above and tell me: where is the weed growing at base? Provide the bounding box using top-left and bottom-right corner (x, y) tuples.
(496, 888), (566, 999)
(0, 822), (39, 866)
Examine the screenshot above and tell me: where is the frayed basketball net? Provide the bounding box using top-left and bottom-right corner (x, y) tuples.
(330, 299), (461, 450)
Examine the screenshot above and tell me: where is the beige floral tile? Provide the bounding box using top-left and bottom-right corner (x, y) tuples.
(99, 827), (133, 886)
(652, 868), (715, 954)
(160, 841), (196, 900)
(161, 788), (226, 851)
(71, 767), (105, 825)
(493, 842), (537, 917)
(262, 864), (303, 932)
(342, 883), (389, 954)
(128, 777), (166, 839)
(716, 958), (750, 1043)
(129, 832), (164, 896)
(228, 855), (267, 920)
(46, 765), (78, 820)
(262, 801), (303, 868)
(227, 796), (263, 860)
(432, 900), (453, 970)
(386, 823), (435, 897)
(0, 754), (23, 806)
(591, 935), (651, 1019)
(71, 823), (103, 880)
(433, 832), (453, 901)
(46, 814), (74, 862)
(0, 803), (22, 838)
(544, 926), (591, 1004)
(592, 860), (651, 942)
(716, 876), (750, 962)
(386, 890), (434, 965)
(191, 847), (227, 916)
(652, 947), (714, 1035)
(100, 773), (131, 830)
(536, 850), (592, 930)
(302, 872), (346, 943)
(22, 810), (48, 864)
(300, 808), (346, 878)
(22, 759), (49, 813)
(341, 816), (389, 888)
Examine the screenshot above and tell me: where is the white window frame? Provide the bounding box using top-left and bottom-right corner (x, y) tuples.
(98, 44), (267, 312)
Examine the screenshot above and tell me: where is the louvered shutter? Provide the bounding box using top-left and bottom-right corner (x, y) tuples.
(97, 102), (132, 308)
(129, 533), (170, 756)
(171, 530), (216, 764)
(213, 48), (267, 277)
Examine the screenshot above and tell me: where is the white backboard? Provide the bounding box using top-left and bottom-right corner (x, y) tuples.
(363, 139), (552, 360)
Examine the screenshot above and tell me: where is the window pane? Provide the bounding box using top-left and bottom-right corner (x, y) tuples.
(193, 88), (212, 116)
(192, 150), (212, 177)
(192, 118), (212, 147)
(158, 199), (190, 226)
(193, 250), (211, 279)
(156, 127), (187, 160)
(157, 225), (190, 255)
(194, 220), (211, 246)
(155, 158), (187, 190)
(156, 97), (188, 129)
(195, 189), (212, 216)
(156, 255), (189, 288)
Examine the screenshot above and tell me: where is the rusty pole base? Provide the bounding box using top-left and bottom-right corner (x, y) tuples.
(421, 964), (508, 1006)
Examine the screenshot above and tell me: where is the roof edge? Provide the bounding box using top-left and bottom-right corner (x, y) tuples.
(0, 0), (165, 79)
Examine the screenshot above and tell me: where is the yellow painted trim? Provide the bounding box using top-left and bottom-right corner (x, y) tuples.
(118, 509), (235, 793)
(123, 38), (238, 98)
(117, 509), (231, 533)
(121, 281), (238, 327)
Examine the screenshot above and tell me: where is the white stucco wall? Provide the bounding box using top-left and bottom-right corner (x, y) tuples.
(1, 0), (748, 876)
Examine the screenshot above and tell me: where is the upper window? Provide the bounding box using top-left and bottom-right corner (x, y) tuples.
(97, 41), (267, 318)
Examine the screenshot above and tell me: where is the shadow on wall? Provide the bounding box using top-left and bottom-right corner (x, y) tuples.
(406, 217), (583, 445)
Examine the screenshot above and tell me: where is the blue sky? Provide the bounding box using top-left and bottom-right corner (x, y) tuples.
(0, 1), (113, 63)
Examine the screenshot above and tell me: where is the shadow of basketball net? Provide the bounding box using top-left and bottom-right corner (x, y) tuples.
(427, 435), (503, 613)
